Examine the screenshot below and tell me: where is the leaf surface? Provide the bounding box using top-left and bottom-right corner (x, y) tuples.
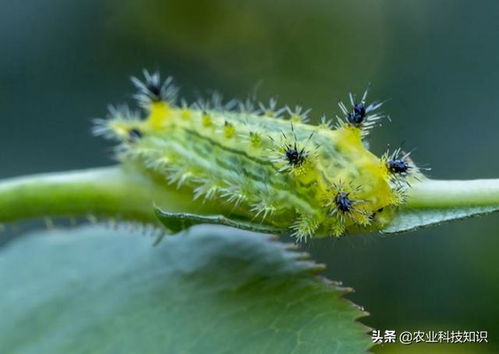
(0, 225), (371, 354)
(382, 206), (499, 234)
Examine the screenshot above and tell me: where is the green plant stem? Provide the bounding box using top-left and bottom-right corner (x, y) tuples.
(405, 178), (499, 208)
(0, 166), (220, 225)
(1, 166), (499, 229)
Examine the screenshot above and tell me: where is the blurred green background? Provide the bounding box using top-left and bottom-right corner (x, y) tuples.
(1, 0), (498, 352)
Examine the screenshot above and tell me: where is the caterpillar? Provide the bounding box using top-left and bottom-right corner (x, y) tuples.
(94, 70), (422, 240)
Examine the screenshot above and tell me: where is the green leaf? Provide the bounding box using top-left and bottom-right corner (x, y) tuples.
(155, 208), (287, 234)
(0, 225), (371, 354)
(383, 206), (499, 234)
(382, 178), (499, 234)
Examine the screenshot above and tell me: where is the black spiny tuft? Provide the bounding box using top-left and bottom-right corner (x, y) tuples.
(131, 70), (178, 106)
(347, 102), (367, 127)
(270, 125), (317, 173)
(335, 192), (353, 213)
(387, 158), (410, 175)
(127, 128), (143, 142)
(338, 89), (384, 134)
(385, 148), (414, 177)
(284, 142), (307, 167)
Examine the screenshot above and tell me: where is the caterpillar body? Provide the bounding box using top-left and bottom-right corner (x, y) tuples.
(95, 71), (420, 240)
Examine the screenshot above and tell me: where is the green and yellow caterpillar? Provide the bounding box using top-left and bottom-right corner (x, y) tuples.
(95, 71), (421, 240)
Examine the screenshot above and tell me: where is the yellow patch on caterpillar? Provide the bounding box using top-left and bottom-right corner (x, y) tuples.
(224, 121), (236, 139)
(180, 107), (192, 120)
(145, 101), (171, 130)
(249, 132), (262, 148)
(334, 125), (363, 151)
(202, 113), (213, 127)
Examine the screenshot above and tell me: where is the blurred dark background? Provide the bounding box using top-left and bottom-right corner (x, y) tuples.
(1, 0), (498, 352)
